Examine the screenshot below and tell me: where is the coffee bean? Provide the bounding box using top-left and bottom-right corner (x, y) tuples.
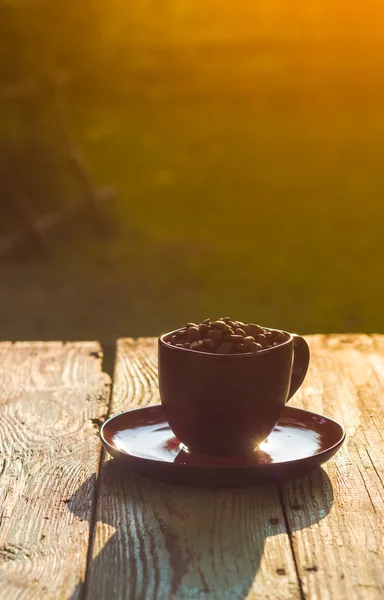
(171, 335), (179, 344)
(217, 342), (233, 354)
(236, 344), (248, 353)
(243, 336), (255, 347)
(220, 317), (231, 323)
(186, 323), (198, 328)
(202, 338), (217, 350)
(251, 342), (263, 353)
(202, 318), (211, 325)
(184, 342), (191, 349)
(235, 321), (246, 328)
(225, 325), (235, 335)
(206, 330), (216, 340)
(212, 320), (227, 330)
(175, 343), (185, 348)
(190, 340), (204, 351)
(255, 334), (267, 347)
(186, 327), (201, 341)
(247, 324), (264, 337)
(234, 328), (246, 337)
(199, 324), (210, 337)
(228, 320), (237, 329)
(213, 329), (224, 343)
(275, 332), (286, 344)
(228, 335), (244, 344)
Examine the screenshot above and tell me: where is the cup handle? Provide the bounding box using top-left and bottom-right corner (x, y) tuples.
(287, 334), (310, 401)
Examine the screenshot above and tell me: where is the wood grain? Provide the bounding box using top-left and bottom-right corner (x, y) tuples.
(0, 342), (110, 600)
(87, 338), (302, 600)
(281, 334), (384, 600)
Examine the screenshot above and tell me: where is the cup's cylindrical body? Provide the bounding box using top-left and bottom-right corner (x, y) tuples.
(158, 334), (295, 455)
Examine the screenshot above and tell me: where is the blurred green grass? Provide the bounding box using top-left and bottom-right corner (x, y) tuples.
(2, 95), (383, 341)
(1, 2), (384, 340)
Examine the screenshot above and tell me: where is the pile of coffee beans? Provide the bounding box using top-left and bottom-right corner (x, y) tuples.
(166, 318), (287, 354)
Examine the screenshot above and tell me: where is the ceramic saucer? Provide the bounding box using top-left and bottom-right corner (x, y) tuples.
(101, 405), (345, 487)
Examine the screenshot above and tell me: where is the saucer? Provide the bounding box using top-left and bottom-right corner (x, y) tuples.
(100, 405), (345, 487)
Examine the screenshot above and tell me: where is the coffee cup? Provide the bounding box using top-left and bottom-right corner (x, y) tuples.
(158, 328), (310, 456)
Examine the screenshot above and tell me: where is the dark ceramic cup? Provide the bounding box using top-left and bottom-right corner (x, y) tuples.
(158, 328), (310, 456)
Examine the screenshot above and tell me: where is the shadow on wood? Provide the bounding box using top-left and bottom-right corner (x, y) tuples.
(67, 460), (333, 600)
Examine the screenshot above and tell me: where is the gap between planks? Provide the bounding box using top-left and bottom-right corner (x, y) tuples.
(80, 341), (117, 600)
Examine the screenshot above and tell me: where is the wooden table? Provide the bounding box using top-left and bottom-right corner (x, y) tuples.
(0, 335), (383, 600)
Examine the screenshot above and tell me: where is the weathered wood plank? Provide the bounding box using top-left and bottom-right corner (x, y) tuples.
(87, 338), (302, 600)
(281, 334), (384, 600)
(0, 342), (110, 600)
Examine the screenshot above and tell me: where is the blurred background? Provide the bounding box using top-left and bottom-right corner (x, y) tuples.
(0, 0), (383, 342)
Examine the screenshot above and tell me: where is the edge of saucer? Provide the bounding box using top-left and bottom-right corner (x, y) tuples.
(100, 405), (346, 470)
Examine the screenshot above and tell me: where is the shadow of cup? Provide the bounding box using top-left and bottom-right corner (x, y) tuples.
(68, 459), (333, 599)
